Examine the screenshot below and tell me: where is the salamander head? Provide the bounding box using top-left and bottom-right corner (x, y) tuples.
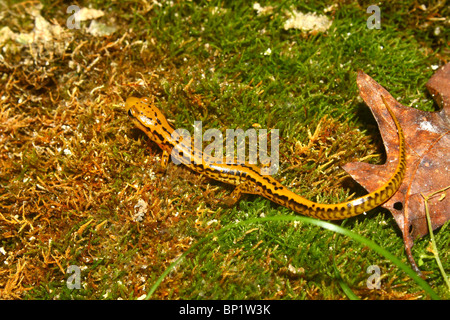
(126, 96), (174, 145)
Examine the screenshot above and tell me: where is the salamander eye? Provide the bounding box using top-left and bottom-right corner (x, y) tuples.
(127, 108), (134, 118)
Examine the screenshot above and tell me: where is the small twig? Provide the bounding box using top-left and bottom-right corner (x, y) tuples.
(421, 185), (450, 292)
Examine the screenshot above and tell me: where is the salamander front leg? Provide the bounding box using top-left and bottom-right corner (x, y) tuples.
(155, 150), (170, 172)
(161, 150), (170, 169)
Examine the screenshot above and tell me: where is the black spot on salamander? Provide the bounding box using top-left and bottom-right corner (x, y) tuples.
(262, 177), (271, 183)
(161, 141), (173, 149)
(154, 132), (164, 142)
(254, 180), (264, 188)
(275, 194), (288, 202)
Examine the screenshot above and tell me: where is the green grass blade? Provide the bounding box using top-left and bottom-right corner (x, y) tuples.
(146, 215), (441, 300)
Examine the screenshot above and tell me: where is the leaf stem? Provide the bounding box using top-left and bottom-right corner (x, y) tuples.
(421, 186), (450, 292)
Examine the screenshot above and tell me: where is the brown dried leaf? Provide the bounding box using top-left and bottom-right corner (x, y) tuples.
(342, 65), (450, 273)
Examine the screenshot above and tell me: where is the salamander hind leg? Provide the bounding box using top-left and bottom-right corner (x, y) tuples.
(221, 181), (258, 207)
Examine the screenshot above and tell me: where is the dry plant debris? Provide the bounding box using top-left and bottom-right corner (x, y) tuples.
(0, 2), (207, 299)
